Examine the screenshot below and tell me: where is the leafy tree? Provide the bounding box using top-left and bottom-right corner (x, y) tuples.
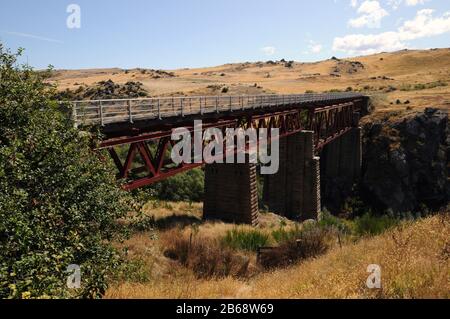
(0, 44), (132, 298)
(148, 168), (204, 202)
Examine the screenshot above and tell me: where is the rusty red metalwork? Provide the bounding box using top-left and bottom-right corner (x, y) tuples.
(308, 102), (357, 150)
(97, 98), (365, 190)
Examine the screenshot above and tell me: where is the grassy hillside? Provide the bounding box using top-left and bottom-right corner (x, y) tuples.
(105, 202), (449, 299)
(49, 48), (450, 118)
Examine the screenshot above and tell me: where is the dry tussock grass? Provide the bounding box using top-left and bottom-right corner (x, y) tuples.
(106, 214), (449, 299)
(161, 229), (253, 279)
(142, 201), (203, 220)
(259, 226), (336, 269)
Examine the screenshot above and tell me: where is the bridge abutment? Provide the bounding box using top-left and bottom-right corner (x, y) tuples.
(263, 130), (321, 221)
(203, 161), (259, 226)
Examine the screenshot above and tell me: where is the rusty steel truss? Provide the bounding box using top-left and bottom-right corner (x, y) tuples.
(84, 94), (367, 190)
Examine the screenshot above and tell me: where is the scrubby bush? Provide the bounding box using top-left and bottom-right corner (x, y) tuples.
(260, 226), (333, 269)
(163, 231), (250, 278)
(318, 210), (352, 233)
(0, 45), (132, 298)
(400, 81), (447, 91)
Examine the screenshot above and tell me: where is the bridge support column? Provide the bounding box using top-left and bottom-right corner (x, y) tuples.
(264, 130), (321, 221)
(203, 162), (259, 226)
(320, 126), (362, 212)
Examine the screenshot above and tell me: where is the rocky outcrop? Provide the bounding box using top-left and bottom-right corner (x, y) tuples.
(331, 60), (365, 76)
(362, 108), (449, 213)
(56, 79), (149, 100)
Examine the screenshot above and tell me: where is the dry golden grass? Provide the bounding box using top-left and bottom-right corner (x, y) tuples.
(106, 214), (449, 299)
(136, 200), (298, 239)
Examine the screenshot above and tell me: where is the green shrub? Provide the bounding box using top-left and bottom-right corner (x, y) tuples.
(271, 225), (303, 243)
(414, 83), (426, 90)
(400, 81), (447, 91)
(222, 228), (270, 252)
(112, 258), (151, 284)
(318, 210), (352, 234)
(129, 214), (156, 232)
(0, 44), (132, 298)
(147, 168), (204, 202)
(353, 213), (400, 236)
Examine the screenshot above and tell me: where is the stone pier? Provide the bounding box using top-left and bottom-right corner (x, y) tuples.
(263, 130), (321, 221)
(203, 125), (362, 225)
(320, 126), (362, 212)
(203, 161), (259, 225)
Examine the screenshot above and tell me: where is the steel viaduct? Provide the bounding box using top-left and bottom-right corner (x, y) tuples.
(71, 93), (369, 225)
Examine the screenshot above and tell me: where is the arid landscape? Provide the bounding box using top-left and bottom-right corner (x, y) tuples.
(45, 48), (450, 299)
(49, 48), (450, 119)
(3, 0), (450, 307)
(104, 202), (449, 299)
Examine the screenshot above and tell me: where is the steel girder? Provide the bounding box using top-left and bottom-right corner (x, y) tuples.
(99, 101), (359, 190)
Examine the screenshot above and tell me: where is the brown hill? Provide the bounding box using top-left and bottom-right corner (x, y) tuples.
(48, 48), (450, 117)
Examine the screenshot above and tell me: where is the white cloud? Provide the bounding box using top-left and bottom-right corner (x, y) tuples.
(0, 30), (63, 44)
(400, 9), (450, 38)
(349, 1), (389, 28)
(351, 0), (359, 7)
(333, 9), (450, 55)
(261, 46), (276, 56)
(307, 41), (323, 54)
(388, 0), (430, 9)
(405, 0), (429, 5)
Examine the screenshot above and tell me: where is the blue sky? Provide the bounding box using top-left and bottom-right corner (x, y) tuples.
(0, 0), (449, 70)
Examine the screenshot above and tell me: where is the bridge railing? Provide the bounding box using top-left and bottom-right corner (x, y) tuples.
(69, 92), (364, 127)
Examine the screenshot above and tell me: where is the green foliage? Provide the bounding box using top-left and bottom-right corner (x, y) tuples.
(271, 225), (303, 243)
(147, 168), (204, 202)
(112, 258), (152, 284)
(353, 213), (400, 236)
(400, 81), (448, 91)
(0, 44), (132, 298)
(129, 213), (156, 232)
(318, 210), (352, 234)
(319, 210), (399, 237)
(222, 228), (270, 252)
